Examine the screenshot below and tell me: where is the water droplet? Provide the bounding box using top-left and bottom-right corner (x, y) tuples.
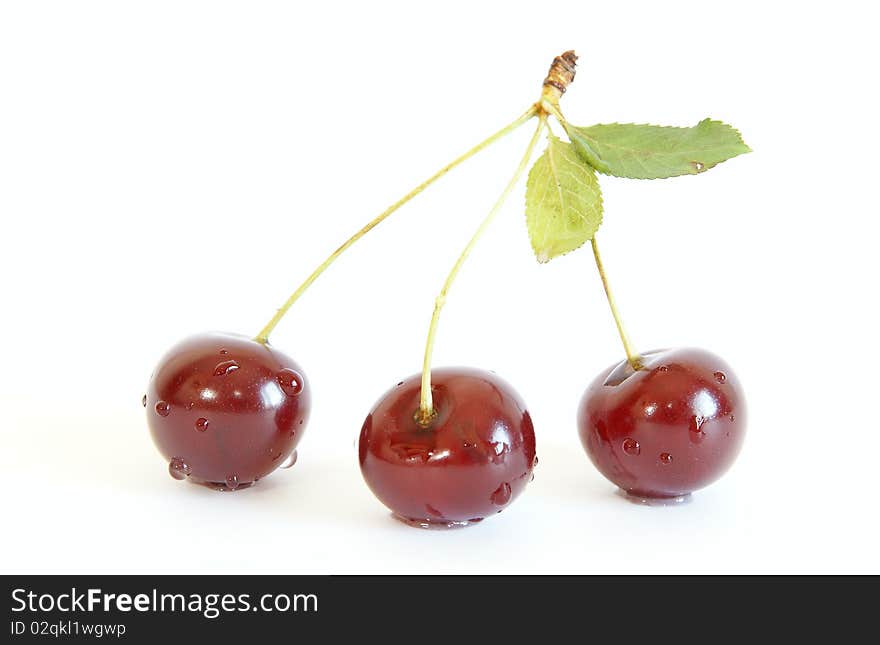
(219, 348), (228, 355)
(729, 414), (735, 422)
(225, 474), (240, 490)
(155, 401), (170, 417)
(396, 381), (404, 387)
(141, 394), (147, 407)
(659, 365), (669, 372)
(276, 368), (304, 396)
(213, 360), (240, 376)
(714, 371), (726, 383)
(280, 451), (298, 469)
(693, 415), (706, 431)
(533, 455), (539, 468)
(693, 161), (705, 171)
(622, 438), (641, 456)
(660, 452), (673, 464)
(186, 402), (195, 410)
(530, 472), (536, 482)
(168, 457), (191, 480)
(195, 417), (209, 432)
(491, 482), (512, 506)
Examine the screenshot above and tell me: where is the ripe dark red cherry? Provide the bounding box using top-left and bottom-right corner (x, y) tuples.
(145, 332), (310, 490)
(578, 348), (745, 501)
(359, 368), (537, 528)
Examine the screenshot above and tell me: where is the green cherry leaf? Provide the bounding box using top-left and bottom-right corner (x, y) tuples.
(525, 134), (603, 263)
(562, 118), (751, 179)
(562, 126), (612, 174)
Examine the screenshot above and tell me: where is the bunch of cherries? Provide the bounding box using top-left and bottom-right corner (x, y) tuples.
(144, 52), (749, 527)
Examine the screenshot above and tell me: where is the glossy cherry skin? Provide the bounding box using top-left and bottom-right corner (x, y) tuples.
(578, 348), (746, 499)
(359, 368), (537, 528)
(145, 332), (310, 490)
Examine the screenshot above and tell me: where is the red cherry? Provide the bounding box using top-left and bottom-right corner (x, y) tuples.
(578, 348), (746, 501)
(145, 332), (310, 490)
(359, 368), (537, 528)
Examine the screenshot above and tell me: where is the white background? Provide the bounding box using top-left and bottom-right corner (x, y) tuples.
(1, 1), (878, 574)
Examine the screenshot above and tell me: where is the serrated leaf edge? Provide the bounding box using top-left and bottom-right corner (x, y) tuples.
(525, 136), (604, 263)
(566, 118), (751, 180)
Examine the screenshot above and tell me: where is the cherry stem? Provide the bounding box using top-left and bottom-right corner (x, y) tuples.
(538, 97), (641, 369)
(254, 104), (540, 345)
(416, 116), (546, 424)
(590, 236), (643, 370)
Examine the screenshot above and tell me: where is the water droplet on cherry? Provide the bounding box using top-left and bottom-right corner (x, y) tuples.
(225, 474), (240, 490)
(491, 482), (512, 506)
(533, 455), (539, 468)
(280, 451), (298, 469)
(361, 368), (534, 527)
(580, 348), (746, 500)
(168, 457), (191, 480)
(213, 360), (240, 376)
(155, 401), (170, 417)
(195, 417), (209, 432)
(276, 368), (304, 396)
(622, 438), (641, 456)
(142, 394), (147, 407)
(219, 349), (228, 355)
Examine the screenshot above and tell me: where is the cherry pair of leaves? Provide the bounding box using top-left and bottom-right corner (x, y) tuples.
(525, 116), (751, 262)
